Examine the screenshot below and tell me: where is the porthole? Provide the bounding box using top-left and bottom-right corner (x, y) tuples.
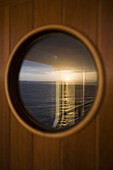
(5, 25), (104, 137)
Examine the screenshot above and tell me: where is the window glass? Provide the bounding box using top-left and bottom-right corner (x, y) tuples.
(19, 33), (98, 129)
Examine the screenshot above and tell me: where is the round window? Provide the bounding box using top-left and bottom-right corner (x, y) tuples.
(5, 25), (104, 137)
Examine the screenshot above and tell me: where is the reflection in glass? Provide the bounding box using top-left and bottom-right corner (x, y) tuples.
(19, 33), (98, 129)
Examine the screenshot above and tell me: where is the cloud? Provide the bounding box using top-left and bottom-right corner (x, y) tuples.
(20, 60), (55, 75)
(19, 71), (56, 81)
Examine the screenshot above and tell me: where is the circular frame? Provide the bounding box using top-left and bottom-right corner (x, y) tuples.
(5, 25), (104, 138)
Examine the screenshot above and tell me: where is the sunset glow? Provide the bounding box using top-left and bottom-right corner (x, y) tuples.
(65, 76), (70, 82)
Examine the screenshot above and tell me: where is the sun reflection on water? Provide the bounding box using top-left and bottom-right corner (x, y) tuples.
(53, 70), (86, 128)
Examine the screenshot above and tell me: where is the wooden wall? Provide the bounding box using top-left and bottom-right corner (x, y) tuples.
(0, 0), (113, 169)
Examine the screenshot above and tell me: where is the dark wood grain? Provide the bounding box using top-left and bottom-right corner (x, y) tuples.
(34, 0), (62, 27)
(62, 0), (98, 169)
(0, 6), (10, 170)
(98, 0), (113, 169)
(33, 0), (62, 170)
(10, 1), (33, 170)
(33, 137), (62, 170)
(0, 0), (29, 7)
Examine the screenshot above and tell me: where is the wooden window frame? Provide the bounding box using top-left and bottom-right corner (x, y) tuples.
(5, 25), (104, 138)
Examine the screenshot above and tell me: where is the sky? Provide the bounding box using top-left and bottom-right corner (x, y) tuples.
(19, 32), (98, 83)
(19, 60), (56, 81)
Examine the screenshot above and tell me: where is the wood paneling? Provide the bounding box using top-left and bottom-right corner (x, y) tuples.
(63, 0), (97, 42)
(0, 0), (113, 169)
(33, 0), (62, 170)
(0, 0), (29, 7)
(62, 1), (98, 170)
(99, 0), (113, 169)
(0, 6), (10, 170)
(10, 1), (33, 47)
(33, 137), (62, 170)
(34, 0), (62, 27)
(10, 1), (33, 170)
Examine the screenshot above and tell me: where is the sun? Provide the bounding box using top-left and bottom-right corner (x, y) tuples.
(65, 76), (70, 82)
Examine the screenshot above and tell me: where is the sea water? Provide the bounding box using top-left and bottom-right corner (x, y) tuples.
(19, 81), (97, 127)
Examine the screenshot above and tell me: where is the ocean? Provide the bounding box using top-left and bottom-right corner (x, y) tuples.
(19, 81), (97, 128)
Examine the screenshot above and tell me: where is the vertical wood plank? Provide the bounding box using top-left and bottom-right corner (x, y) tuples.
(98, 0), (113, 169)
(34, 0), (62, 27)
(0, 0), (28, 7)
(10, 1), (33, 170)
(62, 0), (98, 169)
(0, 6), (10, 170)
(33, 137), (61, 170)
(33, 0), (62, 170)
